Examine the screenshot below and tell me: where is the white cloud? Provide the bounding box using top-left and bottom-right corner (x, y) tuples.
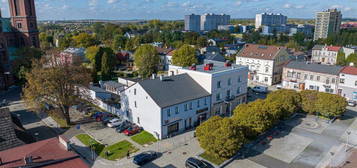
(107, 0), (118, 4)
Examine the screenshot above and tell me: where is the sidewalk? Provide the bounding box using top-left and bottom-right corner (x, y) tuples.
(37, 111), (66, 134)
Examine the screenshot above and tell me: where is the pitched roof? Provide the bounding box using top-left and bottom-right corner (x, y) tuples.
(312, 45), (324, 50)
(204, 52), (226, 62)
(285, 61), (343, 75)
(327, 46), (341, 52)
(155, 47), (174, 55)
(0, 137), (88, 168)
(341, 66), (357, 75)
(138, 74), (210, 108)
(237, 44), (286, 60)
(0, 108), (24, 151)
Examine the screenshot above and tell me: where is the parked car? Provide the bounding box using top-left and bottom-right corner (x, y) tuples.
(185, 157), (215, 168)
(92, 112), (115, 122)
(123, 125), (142, 136)
(102, 116), (115, 126)
(133, 151), (159, 166)
(116, 121), (131, 133)
(107, 118), (124, 128)
(251, 86), (268, 93)
(276, 84), (282, 89)
(348, 100), (356, 107)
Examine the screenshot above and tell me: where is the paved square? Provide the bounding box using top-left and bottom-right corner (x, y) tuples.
(226, 159), (267, 168)
(253, 132), (313, 163)
(340, 118), (357, 145)
(81, 122), (127, 145)
(285, 115), (329, 134)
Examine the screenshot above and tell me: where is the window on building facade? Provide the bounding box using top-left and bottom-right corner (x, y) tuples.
(175, 107), (179, 114)
(316, 76), (320, 81)
(325, 88), (334, 93)
(265, 67), (269, 73)
(228, 78), (231, 86)
(237, 87), (241, 94)
(326, 78), (330, 84)
(304, 74), (308, 80)
(310, 75), (314, 80)
(332, 78), (335, 84)
(197, 100), (200, 108)
(216, 94), (221, 101)
(309, 85), (314, 90)
(238, 76), (241, 83)
(227, 90), (231, 99)
(167, 109), (171, 117)
(189, 102), (192, 110)
(134, 101), (137, 108)
(265, 77), (268, 82)
(184, 104), (188, 111)
(137, 117), (140, 124)
(297, 73), (301, 79)
(204, 98), (207, 105)
(355, 81), (357, 86)
(134, 89), (136, 95)
(217, 81), (221, 88)
(17, 23), (22, 29)
(340, 79), (345, 84)
(287, 71), (292, 77)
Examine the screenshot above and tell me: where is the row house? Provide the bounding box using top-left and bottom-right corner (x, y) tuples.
(236, 44), (291, 86)
(121, 74), (211, 139)
(169, 60), (248, 117)
(282, 61), (343, 94)
(338, 66), (357, 101)
(311, 45), (342, 65)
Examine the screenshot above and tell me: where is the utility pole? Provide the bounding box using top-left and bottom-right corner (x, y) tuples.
(346, 131), (351, 152)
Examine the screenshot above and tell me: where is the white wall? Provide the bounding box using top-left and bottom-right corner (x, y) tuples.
(121, 84), (162, 139)
(236, 57), (275, 85)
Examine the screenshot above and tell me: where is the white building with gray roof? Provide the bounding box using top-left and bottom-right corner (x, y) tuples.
(169, 60), (248, 117)
(120, 74), (211, 139)
(282, 61), (343, 94)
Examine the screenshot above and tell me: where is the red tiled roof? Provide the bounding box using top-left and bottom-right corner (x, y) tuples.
(237, 44), (286, 60)
(155, 47), (174, 55)
(327, 46), (341, 52)
(167, 50), (176, 56)
(341, 66), (357, 75)
(0, 137), (88, 168)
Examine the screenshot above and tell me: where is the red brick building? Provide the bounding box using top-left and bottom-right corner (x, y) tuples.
(0, 0), (40, 89)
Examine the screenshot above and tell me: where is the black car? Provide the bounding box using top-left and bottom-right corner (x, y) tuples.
(185, 157), (215, 168)
(115, 121), (131, 133)
(133, 151), (159, 166)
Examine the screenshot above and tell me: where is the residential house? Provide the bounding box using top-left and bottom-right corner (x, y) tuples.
(0, 136), (88, 168)
(169, 60), (248, 117)
(116, 51), (133, 70)
(236, 44), (291, 86)
(338, 66), (357, 101)
(121, 74), (211, 139)
(282, 61), (343, 94)
(311, 45), (342, 65)
(203, 51), (226, 62)
(342, 46), (357, 58)
(156, 47), (174, 70)
(58, 48), (86, 65)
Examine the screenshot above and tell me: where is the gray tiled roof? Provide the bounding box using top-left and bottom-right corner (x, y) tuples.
(104, 81), (124, 89)
(285, 61), (343, 75)
(138, 74), (211, 108)
(312, 45), (324, 50)
(0, 108), (24, 151)
(204, 52), (226, 62)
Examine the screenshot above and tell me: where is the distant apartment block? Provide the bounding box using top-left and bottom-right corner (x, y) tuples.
(311, 45), (342, 65)
(184, 14), (201, 32)
(262, 24), (314, 37)
(282, 61), (343, 94)
(236, 44), (291, 86)
(200, 13), (230, 31)
(314, 9), (342, 41)
(255, 13), (287, 29)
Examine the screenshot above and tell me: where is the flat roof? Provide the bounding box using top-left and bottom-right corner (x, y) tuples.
(181, 60), (246, 74)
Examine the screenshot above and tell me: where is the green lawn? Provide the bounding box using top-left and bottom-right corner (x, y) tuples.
(100, 140), (138, 160)
(76, 134), (105, 155)
(131, 131), (157, 145)
(199, 152), (226, 165)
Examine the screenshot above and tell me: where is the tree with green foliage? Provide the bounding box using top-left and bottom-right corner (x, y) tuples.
(265, 89), (301, 119)
(232, 100), (274, 138)
(101, 48), (116, 80)
(196, 36), (208, 48)
(12, 47), (43, 82)
(183, 32), (199, 45)
(300, 90), (319, 114)
(172, 44), (197, 67)
(112, 35), (127, 50)
(72, 33), (98, 48)
(336, 51), (346, 66)
(346, 53), (357, 67)
(315, 93), (347, 118)
(196, 116), (246, 159)
(134, 45), (159, 77)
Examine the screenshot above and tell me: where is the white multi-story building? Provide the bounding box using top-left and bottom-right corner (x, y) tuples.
(311, 45), (342, 65)
(314, 9), (342, 41)
(121, 74), (211, 139)
(236, 44), (291, 86)
(201, 13), (230, 31)
(342, 46), (357, 58)
(338, 66), (357, 101)
(282, 61), (343, 94)
(255, 13), (287, 29)
(169, 60), (248, 117)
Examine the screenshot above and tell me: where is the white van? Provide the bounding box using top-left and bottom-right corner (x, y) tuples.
(252, 86), (268, 93)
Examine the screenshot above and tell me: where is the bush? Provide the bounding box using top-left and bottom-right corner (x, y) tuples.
(196, 116), (246, 159)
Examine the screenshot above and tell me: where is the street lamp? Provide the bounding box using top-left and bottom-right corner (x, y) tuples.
(154, 132), (160, 153)
(3, 72), (10, 90)
(346, 131), (351, 152)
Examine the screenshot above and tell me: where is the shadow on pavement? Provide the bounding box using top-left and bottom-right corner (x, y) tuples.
(69, 143), (96, 167)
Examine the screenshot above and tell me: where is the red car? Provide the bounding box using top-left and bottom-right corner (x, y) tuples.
(123, 125), (142, 136)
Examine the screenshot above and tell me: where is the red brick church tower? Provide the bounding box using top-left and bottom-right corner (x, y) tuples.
(8, 0), (39, 48)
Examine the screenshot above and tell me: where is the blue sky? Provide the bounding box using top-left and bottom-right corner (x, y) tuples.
(1, 0), (357, 20)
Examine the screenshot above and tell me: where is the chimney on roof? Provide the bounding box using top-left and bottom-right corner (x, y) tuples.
(159, 75), (163, 81)
(152, 74), (156, 79)
(24, 156), (33, 165)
